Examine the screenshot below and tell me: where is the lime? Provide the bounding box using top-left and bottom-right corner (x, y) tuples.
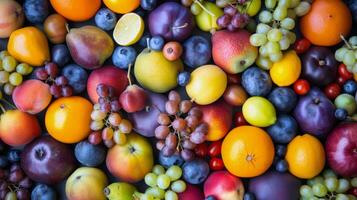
(113, 13), (144, 46)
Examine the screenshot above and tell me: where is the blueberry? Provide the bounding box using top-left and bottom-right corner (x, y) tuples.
(266, 115), (297, 144)
(138, 32), (151, 47)
(275, 145), (287, 158)
(205, 196), (217, 200)
(0, 155), (9, 168)
(275, 159), (289, 173)
(141, 0), (158, 10)
(75, 141), (106, 167)
(242, 67), (272, 96)
(343, 80), (357, 95)
(95, 8), (117, 31)
(177, 71), (190, 86)
(31, 184), (57, 200)
(243, 192), (256, 200)
(335, 108), (348, 120)
(182, 159), (209, 184)
(268, 87), (297, 113)
(183, 35), (211, 68)
(62, 64), (88, 94)
(112, 46), (137, 69)
(7, 149), (21, 163)
(149, 36), (165, 51)
(158, 151), (184, 168)
(51, 44), (70, 67)
(24, 0), (50, 23)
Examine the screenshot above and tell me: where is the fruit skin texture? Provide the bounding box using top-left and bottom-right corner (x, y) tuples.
(212, 30), (258, 74)
(106, 133), (153, 183)
(325, 122), (357, 177)
(270, 50), (301, 87)
(134, 48), (183, 93)
(182, 158), (210, 184)
(0, 110), (40, 146)
(12, 79), (52, 114)
(198, 100), (232, 141)
(242, 96), (276, 127)
(266, 114), (298, 144)
(183, 35), (211, 68)
(104, 182), (137, 200)
(45, 96), (93, 144)
(103, 0), (140, 14)
(31, 184), (57, 200)
(241, 67), (272, 96)
(23, 0), (49, 23)
(66, 26), (114, 70)
(50, 0), (101, 21)
(195, 2), (224, 32)
(62, 64), (88, 94)
(0, 0), (24, 38)
(44, 14), (67, 44)
(119, 85), (148, 113)
(65, 167), (108, 200)
(186, 65), (227, 105)
(268, 87), (297, 113)
(8, 26), (50, 66)
(222, 126), (275, 178)
(74, 141), (106, 167)
(178, 184), (205, 200)
(300, 0), (352, 46)
(285, 134), (325, 179)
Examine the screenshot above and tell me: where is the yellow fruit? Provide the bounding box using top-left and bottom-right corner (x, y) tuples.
(270, 50), (301, 86)
(195, 2), (223, 32)
(186, 65), (227, 105)
(113, 13), (144, 46)
(246, 0), (261, 17)
(242, 96), (276, 127)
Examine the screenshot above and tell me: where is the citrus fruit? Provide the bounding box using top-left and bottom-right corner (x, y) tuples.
(45, 96), (93, 144)
(103, 0), (140, 14)
(270, 50), (301, 86)
(285, 134), (326, 179)
(242, 96), (276, 127)
(50, 0), (101, 22)
(300, 0), (352, 46)
(222, 126), (275, 178)
(186, 65), (227, 105)
(113, 13), (144, 46)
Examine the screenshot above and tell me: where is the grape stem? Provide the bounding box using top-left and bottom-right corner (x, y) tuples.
(194, 0), (215, 17)
(340, 34), (354, 50)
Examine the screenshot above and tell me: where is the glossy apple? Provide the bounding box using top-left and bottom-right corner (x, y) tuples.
(204, 171), (244, 200)
(178, 184), (204, 200)
(325, 122), (357, 177)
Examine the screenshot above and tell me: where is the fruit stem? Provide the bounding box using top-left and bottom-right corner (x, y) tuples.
(172, 23), (188, 30)
(65, 23), (70, 33)
(194, 0), (215, 17)
(0, 103), (6, 114)
(127, 64), (132, 86)
(340, 34), (353, 50)
(318, 60), (326, 66)
(146, 38), (151, 51)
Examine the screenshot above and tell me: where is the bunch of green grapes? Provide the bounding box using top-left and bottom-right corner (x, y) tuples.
(300, 169), (357, 200)
(335, 36), (357, 73)
(249, 0), (311, 70)
(134, 165), (187, 200)
(0, 51), (33, 96)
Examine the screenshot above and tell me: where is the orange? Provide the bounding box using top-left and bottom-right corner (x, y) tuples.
(103, 0), (140, 14)
(270, 50), (301, 86)
(300, 0), (352, 46)
(45, 96), (93, 144)
(221, 126), (275, 178)
(50, 0), (101, 22)
(285, 134), (325, 179)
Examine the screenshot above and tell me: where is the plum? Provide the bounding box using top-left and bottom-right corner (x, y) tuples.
(51, 44), (70, 67)
(183, 35), (211, 68)
(31, 184), (57, 200)
(266, 115), (297, 144)
(75, 141), (106, 167)
(268, 87), (297, 113)
(182, 159), (210, 184)
(141, 0), (157, 11)
(23, 0), (49, 23)
(62, 64), (88, 94)
(242, 67), (272, 96)
(158, 151), (184, 168)
(95, 8), (117, 31)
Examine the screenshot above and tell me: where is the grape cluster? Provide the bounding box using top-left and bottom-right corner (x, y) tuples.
(0, 143), (32, 200)
(335, 36), (357, 73)
(35, 62), (73, 98)
(155, 91), (208, 161)
(250, 0), (311, 69)
(217, 6), (250, 31)
(88, 84), (133, 148)
(134, 164), (186, 200)
(215, 0), (247, 8)
(300, 169), (357, 200)
(0, 51), (33, 96)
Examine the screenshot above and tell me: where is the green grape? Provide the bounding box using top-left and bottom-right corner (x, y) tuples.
(324, 177), (338, 192)
(278, 0), (291, 8)
(354, 50), (357, 59)
(3, 83), (14, 95)
(90, 110), (107, 121)
(0, 90), (2, 99)
(265, 0), (277, 9)
(266, 41), (280, 54)
(166, 165), (182, 181)
(16, 63), (32, 75)
(289, 0), (301, 8)
(145, 187), (165, 199)
(336, 194), (349, 200)
(307, 197), (319, 200)
(279, 37), (290, 50)
(256, 23), (272, 34)
(280, 18), (295, 30)
(287, 9), (297, 19)
(295, 1), (311, 17)
(267, 28), (283, 42)
(273, 6), (287, 21)
(343, 50), (356, 66)
(153, 165), (166, 175)
(335, 48), (348, 62)
(348, 195), (357, 200)
(312, 183), (328, 197)
(157, 174), (171, 190)
(141, 193), (155, 200)
(269, 51), (283, 62)
(336, 179), (350, 193)
(347, 64), (354, 72)
(300, 185), (313, 198)
(285, 30), (296, 44)
(145, 173), (158, 187)
(0, 60), (3, 71)
(0, 71), (9, 84)
(351, 177), (357, 187)
(256, 55), (273, 70)
(9, 72), (22, 86)
(307, 176), (324, 186)
(259, 10), (273, 23)
(349, 36), (357, 46)
(164, 190), (178, 200)
(322, 169), (337, 179)
(190, 3), (202, 15)
(90, 120), (104, 131)
(0, 51), (9, 60)
(171, 180), (186, 193)
(250, 33), (268, 47)
(259, 45), (269, 57)
(2, 56), (17, 72)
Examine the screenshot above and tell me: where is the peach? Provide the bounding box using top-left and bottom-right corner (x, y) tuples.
(204, 171), (244, 200)
(0, 110), (41, 146)
(198, 100), (232, 141)
(0, 0), (24, 38)
(13, 79), (52, 114)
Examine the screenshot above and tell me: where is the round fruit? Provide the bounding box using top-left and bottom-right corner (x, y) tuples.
(103, 0), (140, 14)
(222, 126), (275, 177)
(113, 13), (144, 46)
(45, 96), (93, 143)
(285, 134), (325, 179)
(242, 96), (276, 127)
(50, 0), (101, 21)
(270, 50), (301, 87)
(44, 14), (67, 44)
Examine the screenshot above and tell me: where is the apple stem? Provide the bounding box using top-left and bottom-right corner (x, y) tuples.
(194, 0), (215, 17)
(127, 64), (132, 86)
(172, 23), (188, 30)
(340, 34), (353, 50)
(318, 60), (325, 66)
(146, 38), (151, 51)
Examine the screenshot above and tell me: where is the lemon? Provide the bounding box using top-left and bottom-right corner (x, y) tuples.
(270, 50), (301, 86)
(242, 96), (276, 127)
(113, 13), (144, 46)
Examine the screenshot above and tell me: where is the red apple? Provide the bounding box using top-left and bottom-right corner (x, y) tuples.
(87, 65), (129, 103)
(204, 171), (244, 200)
(119, 84), (148, 113)
(325, 122), (357, 177)
(178, 184), (204, 200)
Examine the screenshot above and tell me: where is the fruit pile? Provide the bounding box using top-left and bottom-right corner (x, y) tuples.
(0, 0), (356, 200)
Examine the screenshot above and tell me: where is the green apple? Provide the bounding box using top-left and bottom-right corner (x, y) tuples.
(104, 182), (137, 200)
(195, 2), (224, 32)
(334, 94), (357, 115)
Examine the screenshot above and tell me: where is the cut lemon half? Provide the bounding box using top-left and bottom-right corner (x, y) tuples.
(113, 13), (144, 46)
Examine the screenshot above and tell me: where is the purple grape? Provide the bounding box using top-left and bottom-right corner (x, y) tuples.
(231, 13), (245, 28)
(224, 6), (238, 16)
(217, 14), (232, 28)
(50, 84), (62, 98)
(180, 149), (194, 161)
(162, 145), (175, 156)
(45, 62), (58, 78)
(35, 68), (49, 80)
(190, 131), (206, 144)
(55, 76), (68, 86)
(110, 100), (121, 112)
(100, 102), (111, 113)
(96, 84), (109, 97)
(61, 85), (73, 97)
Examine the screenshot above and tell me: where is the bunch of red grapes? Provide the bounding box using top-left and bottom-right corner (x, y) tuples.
(155, 91), (208, 161)
(217, 5), (250, 31)
(34, 62), (73, 98)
